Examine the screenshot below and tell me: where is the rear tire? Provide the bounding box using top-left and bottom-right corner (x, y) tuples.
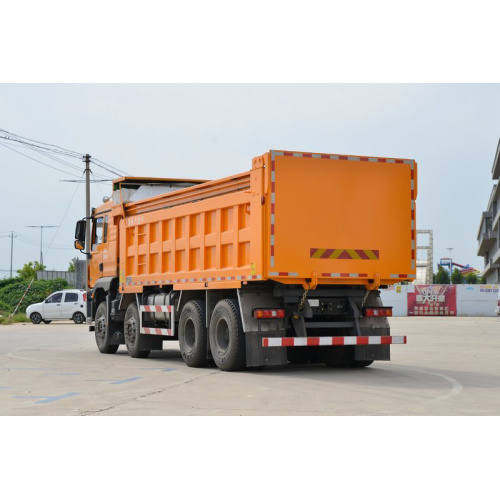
(30, 312), (42, 325)
(287, 346), (317, 365)
(95, 302), (119, 354)
(179, 300), (208, 367)
(351, 360), (374, 368)
(320, 346), (354, 368)
(209, 299), (246, 371)
(124, 302), (150, 358)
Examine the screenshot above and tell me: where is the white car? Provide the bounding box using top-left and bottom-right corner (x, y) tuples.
(26, 289), (87, 325)
(496, 290), (500, 316)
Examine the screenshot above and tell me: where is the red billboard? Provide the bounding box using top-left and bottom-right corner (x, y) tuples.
(407, 285), (457, 316)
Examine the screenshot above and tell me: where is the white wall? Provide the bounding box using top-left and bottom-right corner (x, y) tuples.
(380, 284), (499, 317)
(456, 285), (499, 316)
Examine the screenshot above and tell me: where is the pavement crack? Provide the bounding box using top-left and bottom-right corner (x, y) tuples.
(79, 370), (220, 416)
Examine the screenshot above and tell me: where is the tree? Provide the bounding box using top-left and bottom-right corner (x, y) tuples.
(68, 258), (78, 272)
(464, 273), (479, 284)
(17, 261), (46, 281)
(434, 266), (450, 284)
(451, 268), (464, 284)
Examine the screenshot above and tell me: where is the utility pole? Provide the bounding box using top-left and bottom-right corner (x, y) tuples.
(84, 154), (91, 325)
(25, 225), (58, 266)
(9, 231), (16, 278)
(447, 247), (453, 284)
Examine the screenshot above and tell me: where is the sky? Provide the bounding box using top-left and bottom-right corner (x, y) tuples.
(0, 83), (499, 279)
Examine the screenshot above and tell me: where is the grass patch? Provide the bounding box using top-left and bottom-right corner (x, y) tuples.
(0, 313), (29, 325)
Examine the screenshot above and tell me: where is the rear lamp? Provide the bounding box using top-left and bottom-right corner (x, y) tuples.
(253, 309), (285, 319)
(364, 307), (392, 317)
(83, 293), (87, 302)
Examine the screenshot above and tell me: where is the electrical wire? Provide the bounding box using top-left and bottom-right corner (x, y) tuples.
(0, 142), (82, 178)
(43, 173), (84, 262)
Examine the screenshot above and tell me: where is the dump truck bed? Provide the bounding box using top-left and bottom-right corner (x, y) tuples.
(118, 150), (417, 291)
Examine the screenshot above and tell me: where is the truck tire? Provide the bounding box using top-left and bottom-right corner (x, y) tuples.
(95, 302), (119, 354)
(320, 346), (354, 368)
(209, 299), (246, 371)
(287, 346), (317, 364)
(179, 300), (208, 367)
(124, 302), (150, 358)
(30, 312), (42, 324)
(351, 360), (374, 368)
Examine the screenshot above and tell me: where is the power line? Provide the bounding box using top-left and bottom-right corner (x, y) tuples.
(43, 173), (83, 262)
(0, 142), (82, 178)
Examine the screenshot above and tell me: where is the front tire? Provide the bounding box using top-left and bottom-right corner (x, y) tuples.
(30, 312), (42, 325)
(209, 299), (246, 371)
(124, 302), (150, 358)
(73, 312), (85, 324)
(95, 302), (119, 354)
(179, 300), (208, 367)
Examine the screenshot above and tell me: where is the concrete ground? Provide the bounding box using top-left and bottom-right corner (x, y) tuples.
(0, 317), (499, 416)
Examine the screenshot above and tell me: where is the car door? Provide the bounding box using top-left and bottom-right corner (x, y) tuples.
(42, 292), (63, 319)
(61, 291), (79, 319)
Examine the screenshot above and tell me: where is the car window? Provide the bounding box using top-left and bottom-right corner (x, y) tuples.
(46, 293), (62, 304)
(65, 292), (79, 302)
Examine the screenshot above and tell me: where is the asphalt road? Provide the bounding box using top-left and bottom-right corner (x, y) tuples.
(0, 317), (499, 415)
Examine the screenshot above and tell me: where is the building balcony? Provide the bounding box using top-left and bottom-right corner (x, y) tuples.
(478, 229), (496, 256)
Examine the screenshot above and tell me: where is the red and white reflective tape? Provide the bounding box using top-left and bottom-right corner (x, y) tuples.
(142, 327), (174, 336)
(140, 305), (173, 313)
(262, 335), (407, 347)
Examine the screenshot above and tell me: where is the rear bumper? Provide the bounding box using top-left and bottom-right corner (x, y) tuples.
(262, 335), (406, 347)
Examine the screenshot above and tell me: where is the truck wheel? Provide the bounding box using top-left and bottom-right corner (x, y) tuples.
(320, 346), (354, 368)
(209, 299), (246, 371)
(73, 312), (85, 324)
(95, 302), (119, 354)
(179, 300), (208, 367)
(124, 302), (150, 358)
(351, 360), (374, 368)
(287, 346), (317, 364)
(30, 312), (42, 324)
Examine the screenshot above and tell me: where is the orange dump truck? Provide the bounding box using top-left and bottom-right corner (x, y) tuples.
(74, 150), (417, 371)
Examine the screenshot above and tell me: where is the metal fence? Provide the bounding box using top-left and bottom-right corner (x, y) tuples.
(37, 260), (86, 289)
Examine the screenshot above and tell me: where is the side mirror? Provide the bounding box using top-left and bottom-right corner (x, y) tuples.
(74, 240), (84, 250)
(75, 220), (86, 242)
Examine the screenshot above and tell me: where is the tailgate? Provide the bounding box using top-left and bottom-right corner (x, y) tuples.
(266, 150), (417, 286)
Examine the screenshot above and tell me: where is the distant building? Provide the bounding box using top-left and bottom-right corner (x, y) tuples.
(416, 229), (433, 284)
(477, 139), (500, 284)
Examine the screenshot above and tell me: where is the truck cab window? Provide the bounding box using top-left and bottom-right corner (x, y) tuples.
(93, 217), (104, 250)
(103, 215), (108, 243)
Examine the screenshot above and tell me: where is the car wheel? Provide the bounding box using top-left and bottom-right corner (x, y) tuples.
(73, 312), (86, 324)
(42, 320), (52, 324)
(30, 312), (42, 324)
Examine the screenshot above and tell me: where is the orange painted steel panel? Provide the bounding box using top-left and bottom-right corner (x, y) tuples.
(263, 150), (417, 287)
(91, 150), (416, 292)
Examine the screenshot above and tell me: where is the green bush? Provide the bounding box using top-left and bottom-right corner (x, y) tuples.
(0, 277), (22, 290)
(0, 278), (69, 314)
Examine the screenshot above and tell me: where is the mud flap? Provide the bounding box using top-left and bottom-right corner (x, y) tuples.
(245, 330), (288, 367)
